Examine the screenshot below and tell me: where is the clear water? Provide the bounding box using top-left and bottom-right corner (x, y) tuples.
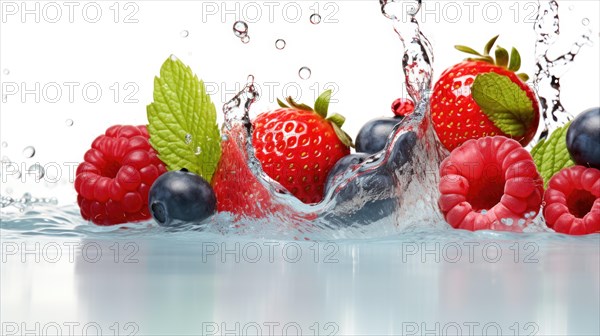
(1, 1), (599, 335)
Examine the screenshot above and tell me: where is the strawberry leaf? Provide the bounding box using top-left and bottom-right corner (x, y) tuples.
(314, 90), (332, 118)
(495, 46), (509, 67)
(517, 73), (530, 82)
(285, 96), (313, 112)
(471, 72), (535, 137)
(455, 45), (482, 56)
(146, 56), (221, 182)
(277, 98), (289, 108)
(483, 35), (499, 55)
(509, 47), (521, 72)
(530, 123), (575, 186)
(331, 123), (354, 148)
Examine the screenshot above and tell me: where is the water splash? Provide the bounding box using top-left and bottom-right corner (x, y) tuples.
(213, 0), (448, 237)
(533, 0), (593, 141)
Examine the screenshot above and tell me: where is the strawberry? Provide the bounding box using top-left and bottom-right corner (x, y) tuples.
(212, 125), (288, 217)
(430, 35), (540, 151)
(252, 90), (352, 204)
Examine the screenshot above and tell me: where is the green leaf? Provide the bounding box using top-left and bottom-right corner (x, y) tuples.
(517, 73), (530, 82)
(277, 98), (289, 108)
(326, 113), (345, 128)
(467, 57), (495, 64)
(331, 123), (354, 148)
(455, 45), (482, 57)
(531, 123), (575, 186)
(508, 47), (521, 72)
(285, 96), (313, 112)
(495, 46), (509, 67)
(146, 56), (221, 182)
(314, 90), (332, 118)
(471, 72), (535, 137)
(484, 35), (499, 55)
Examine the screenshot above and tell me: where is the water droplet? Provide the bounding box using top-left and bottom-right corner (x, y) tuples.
(170, 54), (178, 61)
(241, 35), (250, 44)
(518, 219), (526, 226)
(221, 135), (229, 141)
(524, 212), (531, 219)
(184, 133), (192, 144)
(582, 18), (589, 26)
(1, 142), (7, 148)
(480, 209), (487, 215)
(310, 13), (321, 24)
(2, 69), (9, 75)
(28, 164), (44, 180)
(23, 146), (35, 158)
(233, 21), (248, 38)
(180, 30), (189, 37)
(298, 66), (312, 80)
(194, 146), (202, 155)
(275, 39), (286, 50)
(568, 5), (574, 11)
(65, 119), (74, 127)
(505, 218), (514, 226)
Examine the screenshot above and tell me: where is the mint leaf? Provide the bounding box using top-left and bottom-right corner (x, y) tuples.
(471, 72), (535, 137)
(531, 123), (574, 186)
(147, 56), (221, 182)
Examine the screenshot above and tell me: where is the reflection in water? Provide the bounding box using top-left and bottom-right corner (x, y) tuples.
(2, 234), (598, 335)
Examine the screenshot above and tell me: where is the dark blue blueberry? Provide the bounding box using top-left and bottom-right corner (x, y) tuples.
(355, 117), (403, 154)
(323, 153), (396, 226)
(322, 131), (418, 227)
(149, 169), (216, 226)
(566, 107), (600, 169)
(387, 131), (417, 171)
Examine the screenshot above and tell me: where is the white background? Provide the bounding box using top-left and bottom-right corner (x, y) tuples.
(1, 0), (599, 202)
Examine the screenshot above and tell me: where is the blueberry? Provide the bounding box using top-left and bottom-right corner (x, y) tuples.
(355, 117), (403, 154)
(566, 107), (600, 169)
(149, 169), (216, 226)
(387, 131), (417, 171)
(325, 153), (371, 191)
(323, 153), (396, 226)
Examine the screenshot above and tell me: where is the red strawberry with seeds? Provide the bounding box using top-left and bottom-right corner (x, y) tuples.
(212, 126), (288, 217)
(438, 136), (544, 231)
(543, 166), (600, 235)
(75, 125), (167, 225)
(251, 91), (352, 204)
(431, 35), (540, 151)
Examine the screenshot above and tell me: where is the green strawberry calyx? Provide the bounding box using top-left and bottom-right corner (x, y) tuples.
(455, 35), (530, 82)
(277, 90), (354, 148)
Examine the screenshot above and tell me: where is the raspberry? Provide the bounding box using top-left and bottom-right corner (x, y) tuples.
(75, 125), (167, 225)
(438, 136), (544, 231)
(543, 166), (600, 235)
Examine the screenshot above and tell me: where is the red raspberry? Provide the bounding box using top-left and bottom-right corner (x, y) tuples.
(543, 166), (600, 235)
(74, 125), (167, 225)
(438, 136), (544, 231)
(391, 98), (415, 117)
